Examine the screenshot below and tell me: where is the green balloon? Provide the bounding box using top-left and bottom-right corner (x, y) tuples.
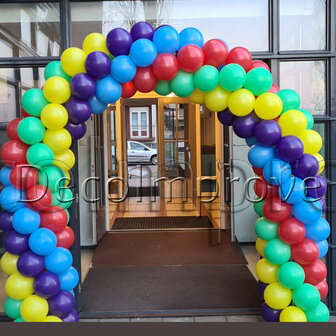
(4, 297), (22, 319)
(244, 67), (273, 96)
(17, 117), (45, 145)
(109, 54), (114, 62)
(44, 61), (71, 82)
(292, 283), (321, 311)
(170, 70), (194, 97)
(194, 65), (219, 92)
(299, 109), (314, 129)
(155, 80), (172, 96)
(304, 302), (330, 322)
(21, 88), (49, 117)
(26, 143), (54, 167)
(52, 188), (73, 209)
(276, 89), (301, 114)
(255, 217), (279, 241)
(264, 238), (291, 265)
(219, 64), (246, 91)
(38, 165), (66, 192)
(14, 317), (26, 322)
(253, 199), (265, 216)
(278, 262), (305, 289)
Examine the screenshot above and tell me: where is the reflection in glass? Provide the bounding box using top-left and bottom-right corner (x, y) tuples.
(164, 104), (176, 140)
(165, 142), (178, 178)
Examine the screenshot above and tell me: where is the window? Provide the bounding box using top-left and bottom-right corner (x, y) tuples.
(129, 107), (149, 138)
(130, 142), (145, 151)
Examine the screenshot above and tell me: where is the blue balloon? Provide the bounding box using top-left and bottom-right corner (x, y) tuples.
(59, 266), (79, 291)
(248, 144), (276, 168)
(263, 159), (291, 186)
(246, 136), (257, 147)
(279, 177), (305, 204)
(13, 207), (40, 234)
(0, 165), (12, 186)
(178, 27), (204, 50)
(68, 289), (75, 296)
(153, 26), (180, 54)
(292, 197), (323, 225)
(88, 95), (107, 114)
(316, 240), (328, 258)
(305, 217), (330, 242)
(29, 228), (57, 256)
(96, 76), (122, 104)
(0, 186), (26, 212)
(110, 55), (137, 83)
(130, 39), (157, 67)
(45, 247), (73, 274)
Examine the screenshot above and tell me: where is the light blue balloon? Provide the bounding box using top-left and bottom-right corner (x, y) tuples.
(96, 76), (122, 104)
(12, 207), (40, 235)
(0, 165), (12, 186)
(292, 197), (322, 225)
(88, 95), (107, 114)
(178, 27), (204, 50)
(59, 266), (79, 291)
(0, 186), (26, 212)
(29, 228), (57, 256)
(316, 240), (328, 258)
(130, 39), (157, 67)
(44, 247), (73, 274)
(263, 159), (291, 185)
(110, 55), (137, 83)
(279, 177), (305, 204)
(305, 217), (330, 242)
(245, 136), (257, 147)
(248, 144), (276, 168)
(153, 26), (180, 54)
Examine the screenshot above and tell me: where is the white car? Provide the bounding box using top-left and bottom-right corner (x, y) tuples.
(127, 141), (157, 165)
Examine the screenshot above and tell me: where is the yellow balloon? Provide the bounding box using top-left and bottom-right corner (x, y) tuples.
(264, 282), (292, 310)
(0, 252), (19, 275)
(54, 149), (76, 172)
(279, 306), (307, 322)
(255, 92), (282, 120)
(256, 238), (267, 257)
(5, 273), (34, 300)
(298, 130), (322, 155)
(43, 77), (71, 104)
(256, 258), (279, 284)
(61, 47), (86, 77)
(83, 33), (109, 55)
(313, 152), (325, 174)
(278, 110), (307, 136)
(227, 88), (255, 116)
(189, 88), (206, 104)
(43, 316), (63, 322)
(43, 128), (72, 154)
(204, 86), (230, 112)
(20, 295), (49, 322)
(41, 103), (69, 130)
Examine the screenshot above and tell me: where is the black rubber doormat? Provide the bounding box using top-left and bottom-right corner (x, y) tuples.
(112, 216), (213, 230)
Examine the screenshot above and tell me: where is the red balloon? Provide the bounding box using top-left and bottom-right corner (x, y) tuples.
(291, 238), (319, 265)
(9, 165), (38, 190)
(302, 259), (327, 285)
(40, 206), (68, 232)
(269, 83), (280, 93)
(7, 118), (22, 140)
(0, 140), (29, 167)
(26, 185), (52, 211)
(278, 217), (306, 245)
(121, 81), (137, 98)
(226, 47), (252, 72)
(177, 45), (204, 73)
(263, 197), (291, 223)
(133, 67), (158, 93)
(249, 60), (270, 72)
(152, 53), (179, 81)
(254, 177), (279, 200)
(55, 226), (75, 249)
(315, 280), (328, 299)
(253, 166), (264, 176)
(202, 39), (228, 68)
(21, 107), (30, 118)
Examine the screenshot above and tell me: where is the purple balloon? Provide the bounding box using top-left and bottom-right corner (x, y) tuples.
(290, 154), (319, 180)
(65, 122), (87, 140)
(85, 51), (111, 79)
(17, 251), (44, 277)
(0, 211), (13, 232)
(217, 108), (236, 126)
(4, 231), (29, 255)
(276, 136), (304, 162)
(48, 290), (75, 318)
(257, 280), (268, 297)
(319, 198), (326, 212)
(70, 73), (96, 100)
(254, 120), (281, 146)
(261, 302), (281, 322)
(233, 112), (259, 138)
(106, 28), (133, 56)
(131, 22), (155, 41)
(305, 175), (327, 199)
(65, 97), (92, 124)
(34, 271), (61, 299)
(62, 309), (79, 322)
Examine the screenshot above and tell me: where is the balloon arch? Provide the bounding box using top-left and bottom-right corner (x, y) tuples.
(0, 22), (330, 322)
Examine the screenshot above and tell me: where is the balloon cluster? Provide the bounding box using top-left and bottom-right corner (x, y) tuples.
(0, 21), (330, 322)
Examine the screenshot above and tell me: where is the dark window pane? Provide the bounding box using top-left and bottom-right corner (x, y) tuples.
(312, 123), (325, 159)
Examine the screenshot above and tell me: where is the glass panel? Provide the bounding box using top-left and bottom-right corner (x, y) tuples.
(71, 0), (269, 51)
(165, 142), (177, 178)
(0, 3), (61, 57)
(312, 123), (325, 159)
(164, 104), (176, 140)
(279, 61), (326, 115)
(177, 104), (187, 140)
(279, 0), (326, 51)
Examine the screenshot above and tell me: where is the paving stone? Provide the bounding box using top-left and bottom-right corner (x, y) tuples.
(130, 317), (163, 322)
(99, 318), (131, 322)
(194, 316), (228, 322)
(226, 315), (261, 322)
(162, 317), (195, 322)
